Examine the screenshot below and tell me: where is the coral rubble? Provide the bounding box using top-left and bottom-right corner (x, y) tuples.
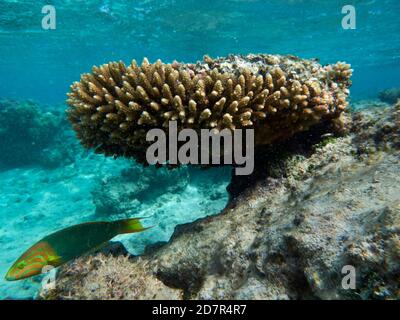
(45, 101), (400, 300)
(67, 54), (352, 165)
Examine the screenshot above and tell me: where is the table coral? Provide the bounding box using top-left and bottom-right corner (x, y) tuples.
(66, 54), (352, 165)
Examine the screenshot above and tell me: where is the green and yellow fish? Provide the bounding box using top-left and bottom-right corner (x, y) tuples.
(5, 217), (150, 281)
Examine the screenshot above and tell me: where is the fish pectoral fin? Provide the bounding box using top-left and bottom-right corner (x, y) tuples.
(47, 255), (63, 266)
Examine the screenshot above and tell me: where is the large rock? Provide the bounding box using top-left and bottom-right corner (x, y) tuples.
(43, 102), (400, 300)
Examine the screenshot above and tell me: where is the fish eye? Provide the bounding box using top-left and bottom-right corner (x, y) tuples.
(16, 261), (26, 270)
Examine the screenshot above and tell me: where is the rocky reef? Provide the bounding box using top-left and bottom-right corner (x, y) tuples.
(0, 99), (76, 169)
(67, 54), (352, 165)
(379, 87), (400, 105)
(43, 101), (400, 300)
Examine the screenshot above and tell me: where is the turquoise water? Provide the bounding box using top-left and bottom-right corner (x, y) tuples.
(1, 0), (400, 103)
(0, 0), (399, 299)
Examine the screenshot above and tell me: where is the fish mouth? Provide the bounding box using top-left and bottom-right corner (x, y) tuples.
(4, 271), (17, 281)
(4, 261), (21, 281)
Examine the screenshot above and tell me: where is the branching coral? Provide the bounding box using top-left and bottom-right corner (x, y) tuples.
(67, 54), (352, 165)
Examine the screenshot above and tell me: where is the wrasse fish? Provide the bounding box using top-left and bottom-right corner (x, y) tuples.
(5, 217), (150, 281)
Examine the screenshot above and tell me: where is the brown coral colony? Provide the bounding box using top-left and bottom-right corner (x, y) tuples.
(67, 54), (352, 164)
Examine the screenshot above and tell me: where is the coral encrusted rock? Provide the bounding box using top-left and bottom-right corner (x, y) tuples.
(45, 101), (400, 300)
(67, 54), (352, 165)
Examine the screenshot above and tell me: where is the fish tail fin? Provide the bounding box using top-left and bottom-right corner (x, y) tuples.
(115, 217), (152, 235)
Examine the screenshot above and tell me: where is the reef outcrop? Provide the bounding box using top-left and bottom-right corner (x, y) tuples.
(379, 87), (400, 105)
(0, 99), (76, 169)
(44, 101), (400, 300)
(67, 54), (352, 165)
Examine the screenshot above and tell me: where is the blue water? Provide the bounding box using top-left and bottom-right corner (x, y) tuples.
(0, 0), (399, 299)
(1, 0), (399, 103)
